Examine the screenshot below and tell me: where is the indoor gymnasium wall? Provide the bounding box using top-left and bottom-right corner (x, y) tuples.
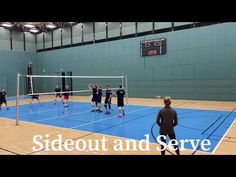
(0, 27), (35, 52)
(25, 32), (36, 52)
(0, 50), (36, 96)
(36, 33), (44, 50)
(0, 27), (10, 50)
(0, 28), (36, 96)
(35, 22), (236, 100)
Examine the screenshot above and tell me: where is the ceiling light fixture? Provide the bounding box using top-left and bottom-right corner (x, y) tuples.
(46, 23), (56, 29)
(29, 28), (39, 33)
(1, 22), (13, 28)
(24, 24), (35, 28)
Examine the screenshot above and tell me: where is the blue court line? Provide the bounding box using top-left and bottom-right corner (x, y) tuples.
(0, 101), (235, 153)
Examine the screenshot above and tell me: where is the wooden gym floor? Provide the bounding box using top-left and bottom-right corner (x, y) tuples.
(0, 96), (235, 155)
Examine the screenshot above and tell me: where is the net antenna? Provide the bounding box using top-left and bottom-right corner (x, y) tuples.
(15, 73), (128, 126)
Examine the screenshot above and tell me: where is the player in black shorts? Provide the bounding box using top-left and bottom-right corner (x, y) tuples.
(30, 94), (41, 107)
(54, 85), (63, 104)
(0, 88), (9, 110)
(104, 85), (112, 114)
(89, 84), (98, 112)
(116, 85), (125, 117)
(63, 85), (70, 107)
(97, 84), (103, 113)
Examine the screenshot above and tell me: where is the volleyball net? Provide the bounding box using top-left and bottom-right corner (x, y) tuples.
(15, 73), (128, 125)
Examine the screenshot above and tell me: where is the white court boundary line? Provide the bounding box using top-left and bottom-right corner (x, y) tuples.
(33, 105), (153, 124)
(34, 105), (205, 154)
(20, 117), (207, 155)
(3, 102), (89, 119)
(31, 106), (234, 154)
(28, 105), (203, 155)
(20, 106), (154, 135)
(4, 102), (219, 154)
(70, 106), (154, 129)
(33, 110), (91, 123)
(25, 106), (154, 155)
(69, 106), (207, 154)
(4, 101), (228, 154)
(10, 105), (204, 155)
(211, 118), (236, 154)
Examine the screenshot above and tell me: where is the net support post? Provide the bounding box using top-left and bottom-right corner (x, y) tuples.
(125, 75), (128, 104)
(30, 75), (33, 94)
(16, 73), (20, 126)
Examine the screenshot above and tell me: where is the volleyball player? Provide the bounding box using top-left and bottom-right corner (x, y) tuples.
(156, 97), (180, 155)
(104, 85), (112, 114)
(54, 85), (63, 104)
(97, 84), (103, 112)
(0, 88), (9, 110)
(30, 94), (41, 107)
(89, 83), (98, 112)
(63, 85), (70, 107)
(116, 85), (125, 117)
